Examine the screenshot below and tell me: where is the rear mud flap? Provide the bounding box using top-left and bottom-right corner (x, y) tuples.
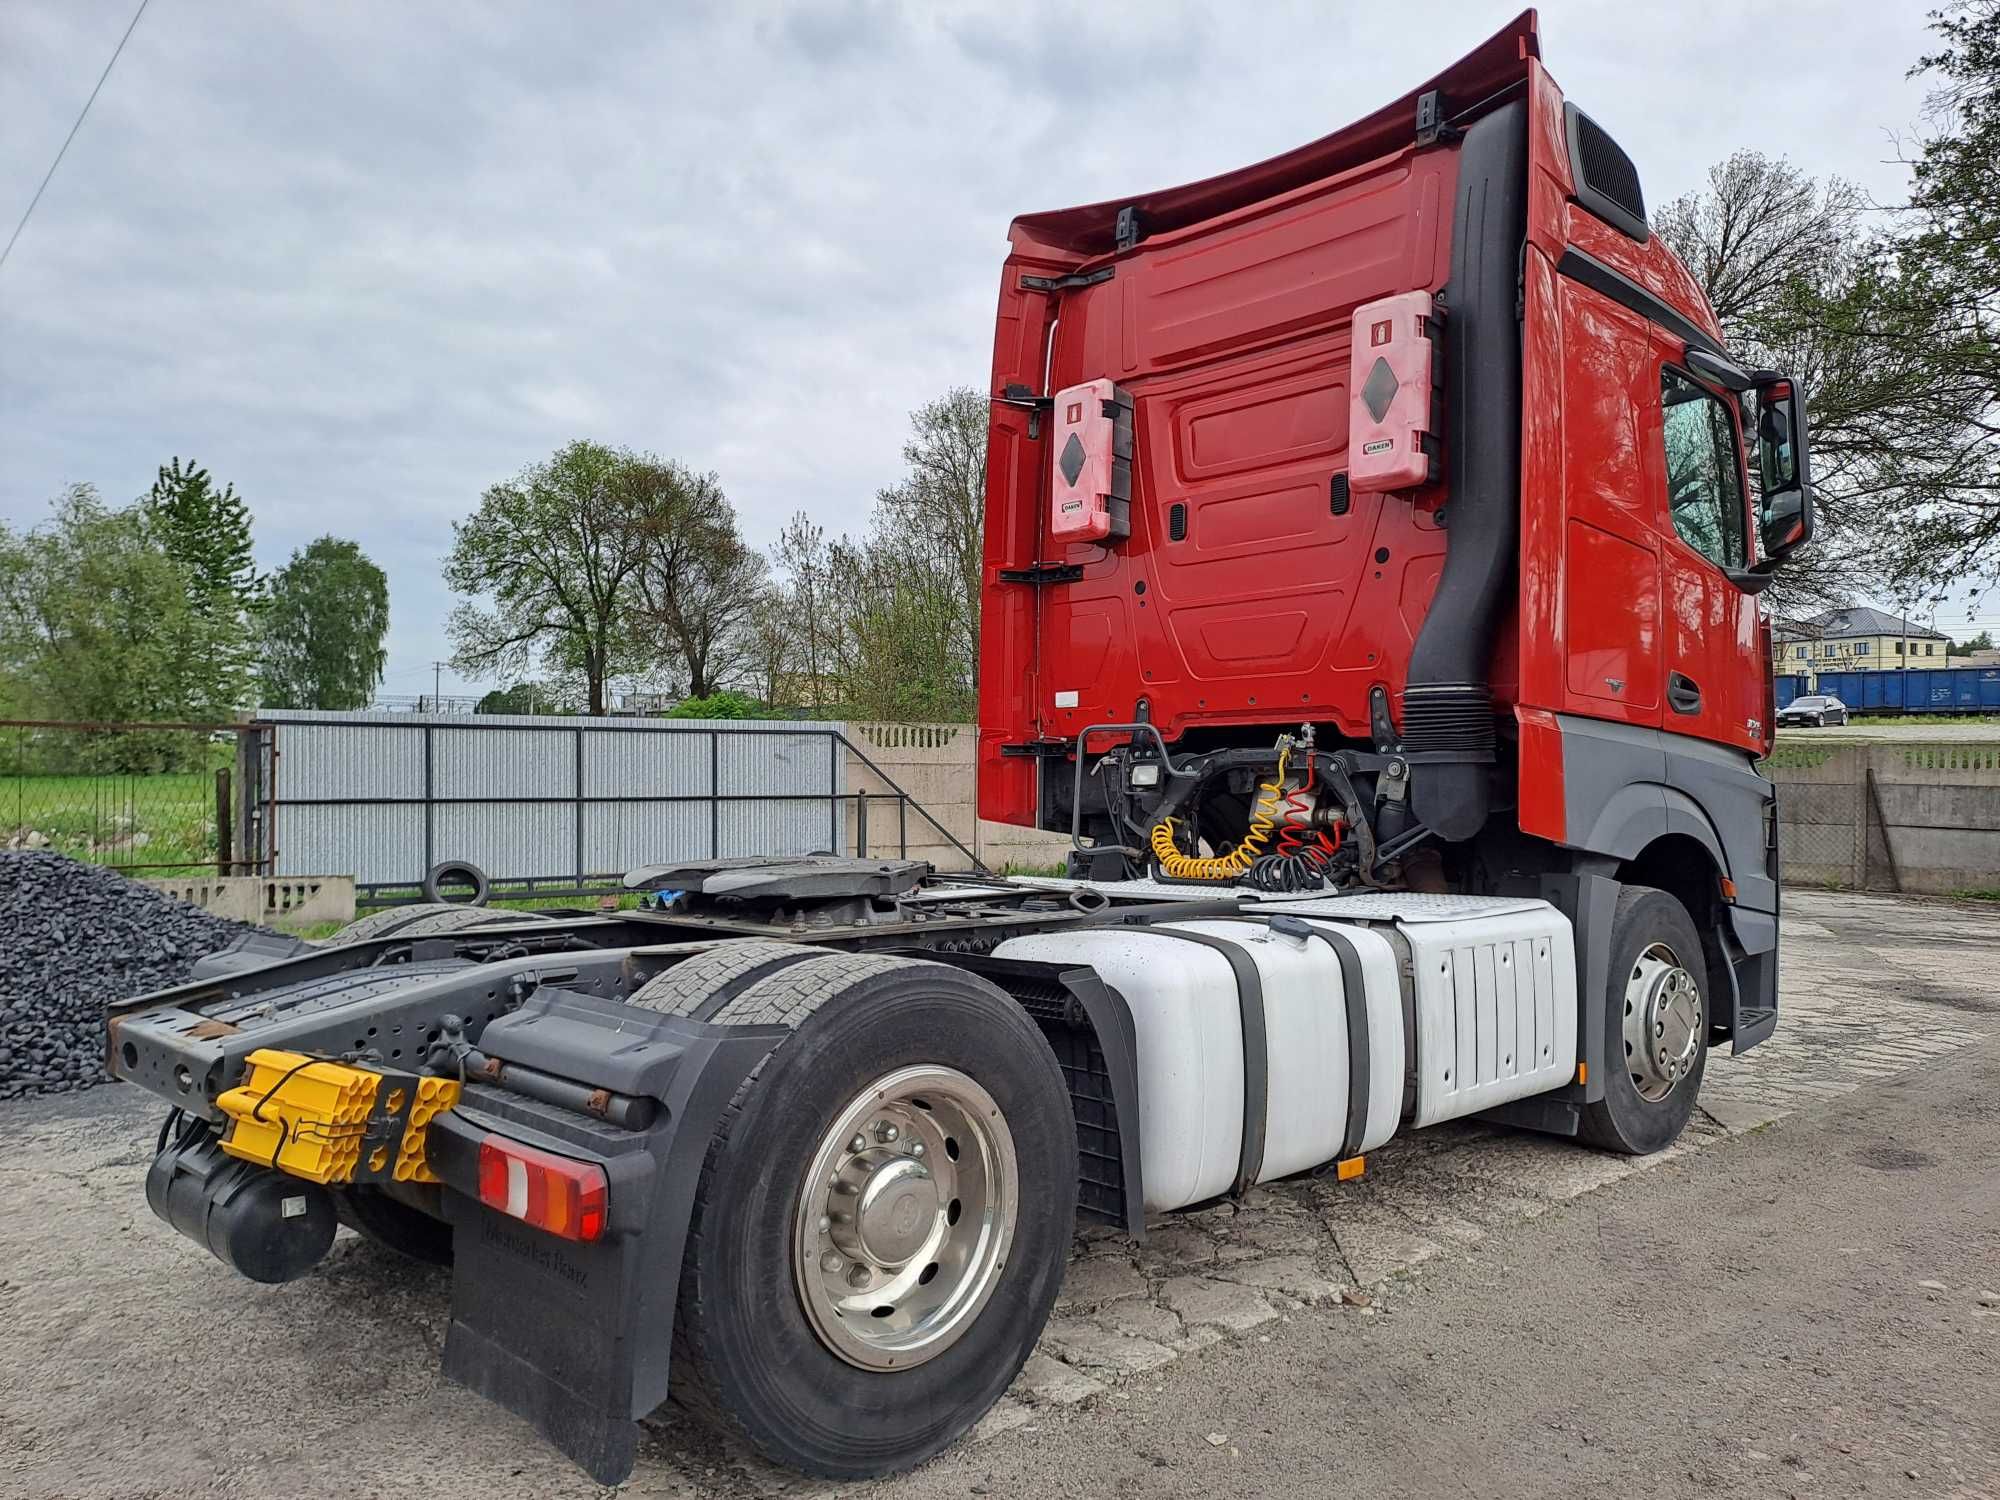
(438, 1026), (783, 1484)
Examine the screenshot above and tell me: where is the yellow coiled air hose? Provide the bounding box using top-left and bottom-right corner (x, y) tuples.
(1149, 742), (1291, 882)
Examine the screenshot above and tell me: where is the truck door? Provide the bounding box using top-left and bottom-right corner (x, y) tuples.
(1649, 349), (1764, 752)
(1555, 274), (1663, 725)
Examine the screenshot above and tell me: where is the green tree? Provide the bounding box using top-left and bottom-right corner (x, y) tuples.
(145, 456), (259, 712)
(625, 461), (767, 698)
(257, 537), (390, 710)
(0, 486), (210, 764)
(1871, 1), (2000, 589)
(762, 388), (989, 722)
(871, 387), (988, 696)
(444, 440), (647, 716)
(475, 682), (554, 714)
(664, 688), (762, 719)
(1950, 629), (1994, 655)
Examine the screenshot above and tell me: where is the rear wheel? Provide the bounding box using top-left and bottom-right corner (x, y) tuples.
(1578, 886), (1708, 1155)
(670, 953), (1076, 1477)
(321, 904), (553, 946)
(332, 1185), (453, 1264)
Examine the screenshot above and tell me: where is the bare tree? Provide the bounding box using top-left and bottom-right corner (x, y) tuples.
(773, 512), (832, 705)
(1654, 154), (1863, 329)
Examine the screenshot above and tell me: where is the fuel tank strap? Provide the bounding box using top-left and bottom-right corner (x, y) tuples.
(1206, 916), (1372, 1162)
(1116, 925), (1269, 1194)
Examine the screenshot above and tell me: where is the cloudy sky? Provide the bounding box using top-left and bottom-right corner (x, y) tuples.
(0, 1), (1952, 699)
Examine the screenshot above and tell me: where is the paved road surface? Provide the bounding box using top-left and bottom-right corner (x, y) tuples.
(1, 889), (1995, 1499)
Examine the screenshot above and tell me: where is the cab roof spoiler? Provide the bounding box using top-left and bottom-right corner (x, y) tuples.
(1008, 10), (1542, 258)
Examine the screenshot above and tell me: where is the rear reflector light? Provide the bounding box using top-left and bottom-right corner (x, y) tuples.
(476, 1135), (608, 1242)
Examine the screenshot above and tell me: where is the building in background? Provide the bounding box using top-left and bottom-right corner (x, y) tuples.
(1770, 607), (1949, 677)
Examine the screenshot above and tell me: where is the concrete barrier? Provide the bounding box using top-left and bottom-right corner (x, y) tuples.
(1768, 741), (2000, 895)
(140, 874), (357, 927)
(843, 724), (1073, 873)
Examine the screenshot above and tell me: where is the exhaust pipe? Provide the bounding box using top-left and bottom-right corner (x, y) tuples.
(1402, 99), (1528, 843)
(146, 1123), (337, 1284)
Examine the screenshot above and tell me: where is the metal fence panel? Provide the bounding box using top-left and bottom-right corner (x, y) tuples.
(256, 710), (849, 887)
(434, 802), (578, 881)
(433, 725), (576, 800)
(279, 722), (424, 800)
(719, 798), (838, 858)
(581, 727), (710, 798)
(582, 802), (713, 872)
(278, 803), (426, 885)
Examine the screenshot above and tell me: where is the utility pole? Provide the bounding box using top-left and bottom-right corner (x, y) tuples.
(433, 661), (445, 708)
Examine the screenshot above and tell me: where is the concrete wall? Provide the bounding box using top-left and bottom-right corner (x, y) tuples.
(842, 724), (1072, 873)
(1769, 741), (2000, 894)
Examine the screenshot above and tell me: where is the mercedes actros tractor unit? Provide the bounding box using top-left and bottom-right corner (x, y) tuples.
(105, 13), (1814, 1485)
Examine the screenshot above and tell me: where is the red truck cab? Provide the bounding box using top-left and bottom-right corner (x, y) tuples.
(978, 11), (1813, 1098)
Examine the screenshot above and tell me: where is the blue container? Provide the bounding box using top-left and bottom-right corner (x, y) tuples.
(1804, 666), (2000, 715)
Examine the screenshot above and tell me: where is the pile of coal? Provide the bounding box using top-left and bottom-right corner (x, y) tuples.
(0, 851), (258, 1101)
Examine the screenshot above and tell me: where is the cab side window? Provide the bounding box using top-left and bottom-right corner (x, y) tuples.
(1659, 368), (1748, 569)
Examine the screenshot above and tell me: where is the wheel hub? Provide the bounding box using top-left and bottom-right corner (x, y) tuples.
(1624, 943), (1701, 1102)
(793, 1064), (1018, 1371)
(832, 1153), (939, 1268)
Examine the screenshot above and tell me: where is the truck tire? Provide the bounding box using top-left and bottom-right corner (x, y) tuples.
(332, 1185), (453, 1265)
(322, 904), (553, 947)
(670, 951), (1077, 1478)
(626, 939), (826, 1018)
(421, 859), (488, 904)
(1577, 886), (1709, 1154)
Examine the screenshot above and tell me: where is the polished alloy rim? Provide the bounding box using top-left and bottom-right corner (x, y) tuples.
(792, 1064), (1018, 1370)
(1623, 941), (1702, 1102)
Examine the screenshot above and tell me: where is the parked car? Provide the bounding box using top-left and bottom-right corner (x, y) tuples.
(1778, 694), (1850, 728)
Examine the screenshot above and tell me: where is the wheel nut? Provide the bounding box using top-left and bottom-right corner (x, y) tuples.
(878, 1122), (899, 1143)
(817, 1215), (831, 1233)
(849, 1134), (867, 1154)
(846, 1263), (872, 1288)
(910, 1142), (925, 1158)
(821, 1249), (844, 1272)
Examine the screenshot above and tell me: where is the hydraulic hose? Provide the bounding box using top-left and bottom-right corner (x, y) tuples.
(1150, 743), (1291, 881)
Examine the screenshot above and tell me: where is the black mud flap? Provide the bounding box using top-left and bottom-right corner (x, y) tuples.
(430, 996), (787, 1485)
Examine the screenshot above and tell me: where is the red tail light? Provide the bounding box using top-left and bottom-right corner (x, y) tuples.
(476, 1135), (608, 1242)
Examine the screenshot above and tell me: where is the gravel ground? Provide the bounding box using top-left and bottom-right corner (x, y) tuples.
(0, 851), (258, 1101)
(0, 888), (1994, 1498)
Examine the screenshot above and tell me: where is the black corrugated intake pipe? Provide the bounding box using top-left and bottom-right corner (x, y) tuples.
(1401, 99), (1528, 843)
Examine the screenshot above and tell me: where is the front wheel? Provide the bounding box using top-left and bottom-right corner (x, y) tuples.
(669, 953), (1076, 1478)
(1577, 886), (1708, 1154)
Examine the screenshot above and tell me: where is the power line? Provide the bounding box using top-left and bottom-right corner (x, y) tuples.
(0, 0), (151, 275)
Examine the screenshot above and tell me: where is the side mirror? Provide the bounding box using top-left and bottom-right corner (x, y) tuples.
(1749, 374), (1814, 570)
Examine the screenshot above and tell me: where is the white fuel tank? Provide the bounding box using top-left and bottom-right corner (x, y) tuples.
(993, 893), (1577, 1212)
(1262, 894), (1580, 1128)
(995, 916), (1403, 1212)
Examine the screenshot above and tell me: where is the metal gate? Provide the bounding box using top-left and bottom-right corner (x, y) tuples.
(245, 710), (976, 898)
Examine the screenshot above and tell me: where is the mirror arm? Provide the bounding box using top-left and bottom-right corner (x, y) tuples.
(1726, 566), (1778, 595)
